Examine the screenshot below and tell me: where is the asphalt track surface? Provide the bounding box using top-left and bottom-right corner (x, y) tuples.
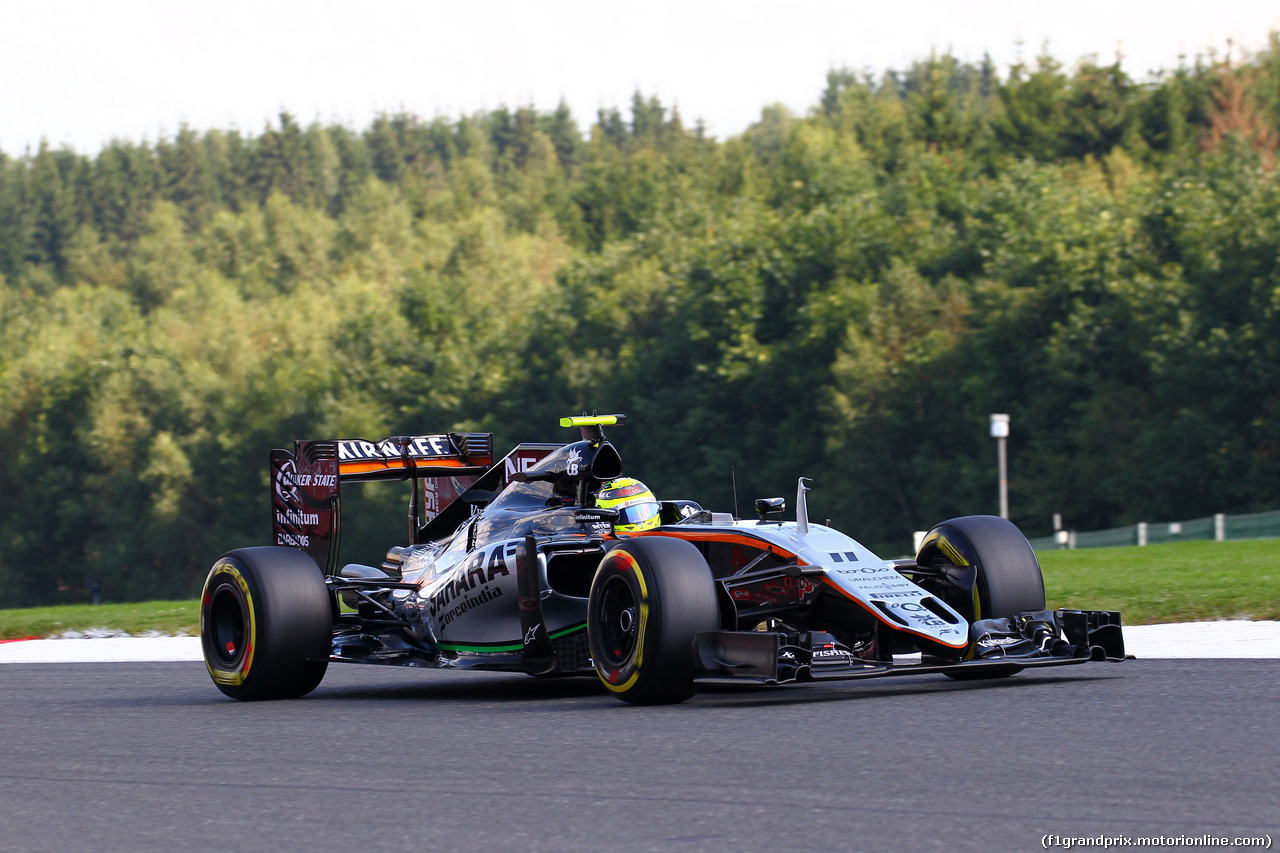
(1, 660), (1277, 853)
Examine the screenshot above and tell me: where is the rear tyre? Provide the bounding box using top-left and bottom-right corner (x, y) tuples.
(587, 537), (718, 705)
(200, 546), (332, 700)
(915, 515), (1045, 680)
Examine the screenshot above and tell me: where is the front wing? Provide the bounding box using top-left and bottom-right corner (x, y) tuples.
(693, 609), (1127, 684)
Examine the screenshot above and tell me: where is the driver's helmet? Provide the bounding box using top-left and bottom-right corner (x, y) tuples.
(596, 478), (661, 532)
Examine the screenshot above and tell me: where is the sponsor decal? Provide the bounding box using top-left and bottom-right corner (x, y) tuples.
(275, 509), (320, 527)
(885, 600), (954, 630)
(837, 565), (902, 575)
(605, 484), (645, 499)
(337, 435), (455, 463)
(275, 462), (338, 494)
(423, 478), (441, 517)
(566, 448), (583, 477)
(524, 624), (541, 645)
(438, 585), (505, 628)
(427, 541), (515, 616)
(504, 455), (538, 480)
(275, 459), (300, 503)
(501, 447), (556, 485)
(838, 578), (916, 592)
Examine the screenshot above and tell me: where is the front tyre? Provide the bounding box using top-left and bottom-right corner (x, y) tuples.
(200, 546), (333, 700)
(587, 537), (718, 705)
(916, 515), (1045, 681)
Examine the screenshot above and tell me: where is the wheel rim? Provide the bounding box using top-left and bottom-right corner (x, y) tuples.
(208, 584), (248, 666)
(595, 575), (639, 669)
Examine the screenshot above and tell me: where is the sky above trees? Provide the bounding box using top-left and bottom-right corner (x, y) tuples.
(2, 0), (1278, 156)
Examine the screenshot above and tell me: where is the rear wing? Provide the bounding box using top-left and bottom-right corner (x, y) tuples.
(334, 433), (494, 482)
(270, 432), (557, 574)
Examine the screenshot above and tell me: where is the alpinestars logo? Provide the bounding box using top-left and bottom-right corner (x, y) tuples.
(524, 624), (541, 645)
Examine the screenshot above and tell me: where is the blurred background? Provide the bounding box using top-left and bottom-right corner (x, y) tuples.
(3, 1), (1280, 605)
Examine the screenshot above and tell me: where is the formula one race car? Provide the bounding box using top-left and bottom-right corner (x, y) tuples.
(200, 415), (1126, 704)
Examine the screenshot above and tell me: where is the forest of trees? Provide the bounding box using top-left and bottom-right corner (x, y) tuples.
(3, 39), (1280, 605)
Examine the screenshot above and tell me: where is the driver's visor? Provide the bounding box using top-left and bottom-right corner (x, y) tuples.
(617, 500), (660, 527)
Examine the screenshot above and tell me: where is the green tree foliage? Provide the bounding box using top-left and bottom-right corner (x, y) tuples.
(4, 40), (1280, 604)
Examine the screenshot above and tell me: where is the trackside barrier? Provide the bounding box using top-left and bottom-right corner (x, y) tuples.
(1026, 509), (1280, 551)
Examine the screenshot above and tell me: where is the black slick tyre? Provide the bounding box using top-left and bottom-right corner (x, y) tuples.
(587, 536), (718, 705)
(915, 515), (1045, 680)
(200, 546), (333, 700)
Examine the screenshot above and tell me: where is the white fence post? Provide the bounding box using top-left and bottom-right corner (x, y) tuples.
(1215, 513), (1226, 542)
(1137, 522), (1148, 547)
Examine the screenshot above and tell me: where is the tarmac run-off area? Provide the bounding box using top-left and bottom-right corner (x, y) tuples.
(0, 620), (1276, 663)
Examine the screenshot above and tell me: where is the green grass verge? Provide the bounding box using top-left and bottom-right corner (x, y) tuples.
(1, 539), (1275, 637)
(1040, 539), (1279, 624)
(0, 600), (199, 640)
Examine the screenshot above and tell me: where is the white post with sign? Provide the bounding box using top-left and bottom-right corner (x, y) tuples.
(990, 414), (1010, 520)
